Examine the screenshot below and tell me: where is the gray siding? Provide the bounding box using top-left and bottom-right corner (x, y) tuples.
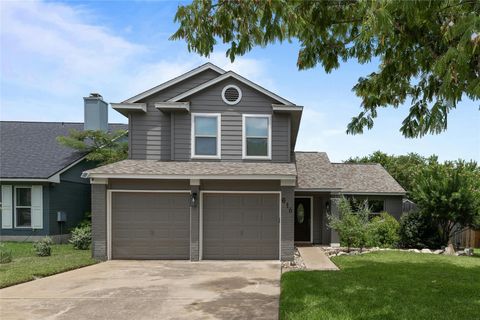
(91, 184), (107, 260)
(130, 69), (221, 160)
(130, 74), (291, 162)
(173, 78), (290, 162)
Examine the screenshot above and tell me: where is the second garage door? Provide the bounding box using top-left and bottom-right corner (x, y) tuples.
(112, 192), (190, 259)
(202, 193), (279, 260)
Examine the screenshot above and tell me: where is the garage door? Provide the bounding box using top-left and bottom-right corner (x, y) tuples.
(202, 193), (279, 260)
(112, 192), (190, 259)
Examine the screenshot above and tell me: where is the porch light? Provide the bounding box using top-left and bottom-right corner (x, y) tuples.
(190, 192), (198, 207)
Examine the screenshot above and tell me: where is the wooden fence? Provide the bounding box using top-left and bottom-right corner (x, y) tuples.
(452, 228), (480, 248)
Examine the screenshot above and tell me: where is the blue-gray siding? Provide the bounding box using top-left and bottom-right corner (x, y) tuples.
(129, 71), (291, 162)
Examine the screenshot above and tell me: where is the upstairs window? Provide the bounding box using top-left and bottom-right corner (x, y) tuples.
(191, 113), (221, 159)
(242, 114), (271, 159)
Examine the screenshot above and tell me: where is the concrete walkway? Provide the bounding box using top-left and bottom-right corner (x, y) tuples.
(297, 246), (339, 271)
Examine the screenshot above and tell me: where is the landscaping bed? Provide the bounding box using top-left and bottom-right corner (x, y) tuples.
(0, 242), (97, 288)
(280, 251), (480, 320)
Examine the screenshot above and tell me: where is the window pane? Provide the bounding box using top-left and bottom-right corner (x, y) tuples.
(369, 200), (384, 213)
(16, 208), (31, 227)
(195, 137), (217, 155)
(246, 138), (268, 156)
(16, 188), (31, 206)
(246, 117), (268, 137)
(195, 116), (217, 136)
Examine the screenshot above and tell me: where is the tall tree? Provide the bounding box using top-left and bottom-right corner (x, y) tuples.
(171, 0), (480, 138)
(57, 129), (128, 166)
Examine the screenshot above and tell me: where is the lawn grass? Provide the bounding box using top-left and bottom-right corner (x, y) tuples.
(0, 242), (97, 288)
(281, 251), (480, 320)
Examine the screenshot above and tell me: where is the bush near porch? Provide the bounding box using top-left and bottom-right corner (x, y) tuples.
(280, 251), (480, 320)
(0, 242), (97, 288)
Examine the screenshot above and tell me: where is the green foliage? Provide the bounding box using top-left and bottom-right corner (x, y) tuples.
(328, 198), (370, 250)
(411, 160), (480, 246)
(77, 212), (92, 229)
(172, 1), (479, 138)
(399, 210), (443, 249)
(69, 225), (92, 250)
(57, 129), (128, 166)
(366, 212), (400, 248)
(0, 243), (13, 264)
(33, 237), (53, 257)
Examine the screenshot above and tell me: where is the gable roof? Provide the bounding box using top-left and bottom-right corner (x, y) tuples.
(167, 70), (294, 105)
(295, 152), (406, 194)
(0, 121), (127, 181)
(123, 63), (225, 103)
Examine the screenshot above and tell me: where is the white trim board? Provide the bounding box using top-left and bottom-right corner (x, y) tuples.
(295, 196), (314, 243)
(106, 189), (191, 260)
(199, 191), (282, 261)
(123, 63), (225, 103)
(168, 71), (293, 105)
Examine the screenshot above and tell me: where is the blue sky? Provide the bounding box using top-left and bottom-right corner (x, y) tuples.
(1, 0), (479, 162)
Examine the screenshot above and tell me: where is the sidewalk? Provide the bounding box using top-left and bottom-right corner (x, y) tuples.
(297, 246), (339, 271)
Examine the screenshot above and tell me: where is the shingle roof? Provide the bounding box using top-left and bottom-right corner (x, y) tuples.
(295, 152), (406, 194)
(0, 121), (127, 179)
(85, 160), (297, 178)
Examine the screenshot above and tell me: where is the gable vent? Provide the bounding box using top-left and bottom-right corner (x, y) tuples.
(222, 85), (242, 105)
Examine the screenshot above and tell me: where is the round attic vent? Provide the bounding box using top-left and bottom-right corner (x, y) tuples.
(222, 85), (242, 105)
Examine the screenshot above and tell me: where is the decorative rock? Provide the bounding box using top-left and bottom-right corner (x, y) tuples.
(421, 249), (432, 254)
(433, 249), (444, 254)
(464, 248), (474, 256)
(444, 243), (456, 255)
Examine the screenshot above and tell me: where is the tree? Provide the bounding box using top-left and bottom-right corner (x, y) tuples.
(171, 1), (480, 138)
(57, 129), (128, 166)
(411, 160), (480, 246)
(328, 197), (370, 251)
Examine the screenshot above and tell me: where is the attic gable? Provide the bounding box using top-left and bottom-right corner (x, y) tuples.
(123, 63), (225, 103)
(168, 71), (294, 105)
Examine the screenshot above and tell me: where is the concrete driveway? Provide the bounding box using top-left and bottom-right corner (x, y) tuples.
(0, 260), (280, 320)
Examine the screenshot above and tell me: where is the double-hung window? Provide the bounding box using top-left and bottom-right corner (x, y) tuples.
(191, 113), (221, 159)
(242, 114), (271, 159)
(15, 186), (32, 228)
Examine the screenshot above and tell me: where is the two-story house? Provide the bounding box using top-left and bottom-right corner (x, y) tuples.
(84, 63), (405, 261)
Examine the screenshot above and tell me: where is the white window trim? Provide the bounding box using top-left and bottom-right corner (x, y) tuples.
(221, 84), (242, 105)
(191, 113), (221, 159)
(242, 114), (272, 160)
(14, 186), (32, 229)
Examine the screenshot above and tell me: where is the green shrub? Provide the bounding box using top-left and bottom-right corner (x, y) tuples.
(366, 212), (400, 248)
(33, 237), (53, 257)
(399, 210), (443, 249)
(328, 198), (370, 251)
(69, 225), (92, 250)
(0, 243), (13, 263)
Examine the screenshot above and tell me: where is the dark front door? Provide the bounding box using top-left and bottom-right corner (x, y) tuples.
(294, 197), (311, 242)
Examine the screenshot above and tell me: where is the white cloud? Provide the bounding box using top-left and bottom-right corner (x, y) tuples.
(0, 0), (274, 124)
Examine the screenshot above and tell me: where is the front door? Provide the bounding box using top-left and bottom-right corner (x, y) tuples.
(294, 197), (311, 242)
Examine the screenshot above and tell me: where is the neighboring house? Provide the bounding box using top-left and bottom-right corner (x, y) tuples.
(83, 63), (405, 261)
(0, 94), (127, 242)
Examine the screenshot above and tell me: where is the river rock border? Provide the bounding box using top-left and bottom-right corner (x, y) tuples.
(323, 246), (474, 258)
